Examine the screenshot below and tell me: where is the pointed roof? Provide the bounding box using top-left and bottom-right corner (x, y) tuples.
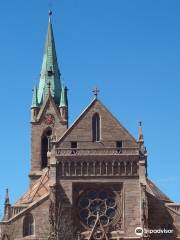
(4, 189), (10, 206)
(36, 92), (62, 122)
(56, 98), (137, 144)
(37, 12), (61, 106)
(138, 121), (144, 143)
(31, 86), (38, 108)
(59, 85), (68, 107)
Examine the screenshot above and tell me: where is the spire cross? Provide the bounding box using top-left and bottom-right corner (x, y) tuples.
(93, 87), (100, 99)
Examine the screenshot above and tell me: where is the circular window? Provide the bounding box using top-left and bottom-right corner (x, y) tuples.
(78, 189), (117, 228)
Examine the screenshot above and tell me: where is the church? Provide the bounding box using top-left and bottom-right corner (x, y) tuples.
(0, 11), (180, 240)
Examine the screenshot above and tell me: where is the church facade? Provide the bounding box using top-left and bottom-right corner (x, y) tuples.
(0, 13), (180, 240)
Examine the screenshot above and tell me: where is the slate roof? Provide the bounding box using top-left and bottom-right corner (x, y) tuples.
(37, 14), (61, 106)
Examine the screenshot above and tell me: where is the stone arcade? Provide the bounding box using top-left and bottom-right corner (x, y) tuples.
(0, 12), (180, 240)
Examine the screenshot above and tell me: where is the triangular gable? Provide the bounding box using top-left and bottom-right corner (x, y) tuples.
(56, 98), (137, 146)
(56, 98), (97, 143)
(37, 94), (62, 122)
(88, 213), (108, 240)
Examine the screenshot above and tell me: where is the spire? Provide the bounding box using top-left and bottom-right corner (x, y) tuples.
(4, 188), (10, 206)
(138, 121), (147, 156)
(3, 188), (11, 221)
(59, 85), (68, 107)
(31, 86), (38, 108)
(138, 121), (144, 143)
(59, 84), (68, 122)
(37, 11), (61, 106)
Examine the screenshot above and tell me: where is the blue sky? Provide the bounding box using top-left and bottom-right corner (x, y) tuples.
(0, 0), (180, 216)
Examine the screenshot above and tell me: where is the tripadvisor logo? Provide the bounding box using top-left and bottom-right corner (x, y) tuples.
(135, 227), (174, 236)
(135, 227), (144, 236)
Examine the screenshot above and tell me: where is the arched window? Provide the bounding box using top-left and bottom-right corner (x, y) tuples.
(41, 128), (52, 169)
(23, 213), (34, 237)
(92, 113), (100, 142)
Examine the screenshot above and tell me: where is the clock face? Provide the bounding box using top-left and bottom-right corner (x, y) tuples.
(44, 114), (55, 125)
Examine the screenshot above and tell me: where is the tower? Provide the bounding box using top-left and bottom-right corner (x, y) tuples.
(29, 12), (68, 185)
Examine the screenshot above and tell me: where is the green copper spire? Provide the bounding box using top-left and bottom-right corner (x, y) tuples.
(37, 11), (61, 105)
(31, 86), (38, 108)
(59, 85), (68, 107)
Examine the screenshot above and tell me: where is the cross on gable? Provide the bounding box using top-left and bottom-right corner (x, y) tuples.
(92, 87), (100, 99)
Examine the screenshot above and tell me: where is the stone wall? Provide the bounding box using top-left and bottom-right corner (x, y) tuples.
(56, 178), (141, 239)
(57, 100), (138, 149)
(0, 199), (49, 240)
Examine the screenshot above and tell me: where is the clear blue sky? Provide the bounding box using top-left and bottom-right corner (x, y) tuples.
(0, 0), (180, 216)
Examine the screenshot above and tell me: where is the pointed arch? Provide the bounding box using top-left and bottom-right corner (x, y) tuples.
(82, 161), (87, 176)
(120, 162), (125, 175)
(114, 161), (119, 175)
(132, 161), (138, 175)
(95, 161), (100, 175)
(126, 161), (131, 175)
(41, 127), (52, 169)
(23, 213), (35, 237)
(92, 113), (100, 142)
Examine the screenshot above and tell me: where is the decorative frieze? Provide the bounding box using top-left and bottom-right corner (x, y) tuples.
(57, 160), (138, 178)
(56, 147), (139, 156)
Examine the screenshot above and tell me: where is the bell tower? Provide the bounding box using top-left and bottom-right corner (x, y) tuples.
(29, 11), (68, 185)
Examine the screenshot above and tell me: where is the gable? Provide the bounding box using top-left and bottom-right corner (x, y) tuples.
(37, 94), (62, 123)
(57, 99), (138, 148)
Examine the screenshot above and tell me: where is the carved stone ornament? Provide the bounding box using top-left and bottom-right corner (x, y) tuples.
(44, 113), (55, 125)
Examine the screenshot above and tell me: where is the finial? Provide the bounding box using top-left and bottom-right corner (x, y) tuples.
(5, 188), (10, 205)
(92, 87), (100, 99)
(138, 121), (144, 143)
(49, 10), (53, 16)
(48, 10), (52, 22)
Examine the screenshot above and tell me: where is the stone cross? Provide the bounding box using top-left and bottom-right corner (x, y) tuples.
(93, 87), (100, 99)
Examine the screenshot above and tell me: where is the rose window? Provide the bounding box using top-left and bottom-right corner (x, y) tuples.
(78, 189), (118, 228)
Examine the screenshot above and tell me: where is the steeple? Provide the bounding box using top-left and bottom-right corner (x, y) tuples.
(30, 12), (68, 185)
(37, 11), (61, 106)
